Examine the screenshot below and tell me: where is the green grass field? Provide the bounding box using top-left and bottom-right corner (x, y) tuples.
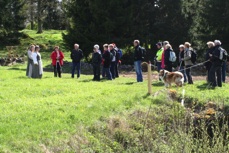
(0, 30), (228, 152)
(0, 63), (228, 152)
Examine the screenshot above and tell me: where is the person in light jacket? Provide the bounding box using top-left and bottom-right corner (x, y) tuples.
(26, 45), (35, 78)
(32, 46), (43, 78)
(183, 42), (193, 84)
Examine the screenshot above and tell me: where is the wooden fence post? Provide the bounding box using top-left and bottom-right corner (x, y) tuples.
(147, 61), (152, 94)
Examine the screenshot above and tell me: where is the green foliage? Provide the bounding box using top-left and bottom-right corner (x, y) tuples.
(0, 0), (27, 45)
(63, 0), (190, 61)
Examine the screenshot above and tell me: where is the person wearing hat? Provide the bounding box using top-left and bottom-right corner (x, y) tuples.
(208, 40), (224, 88)
(92, 44), (102, 81)
(50, 46), (64, 78)
(179, 44), (187, 83)
(32, 45), (43, 78)
(155, 42), (163, 72)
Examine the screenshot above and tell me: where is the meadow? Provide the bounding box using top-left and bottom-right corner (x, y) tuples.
(0, 30), (228, 152)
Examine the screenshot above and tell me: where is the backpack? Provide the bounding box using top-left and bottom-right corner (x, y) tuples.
(169, 50), (177, 62)
(118, 49), (123, 59)
(139, 46), (146, 60)
(190, 49), (197, 64)
(219, 47), (228, 62)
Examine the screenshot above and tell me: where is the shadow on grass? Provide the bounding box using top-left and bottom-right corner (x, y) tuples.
(142, 93), (151, 99)
(125, 82), (136, 85)
(8, 67), (26, 71)
(196, 83), (209, 90)
(152, 81), (164, 87)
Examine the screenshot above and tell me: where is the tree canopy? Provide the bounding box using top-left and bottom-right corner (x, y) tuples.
(0, 0), (229, 58)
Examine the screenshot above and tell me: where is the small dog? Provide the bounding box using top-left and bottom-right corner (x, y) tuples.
(159, 69), (184, 87)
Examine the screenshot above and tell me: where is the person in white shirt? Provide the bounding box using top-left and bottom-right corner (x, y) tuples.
(32, 46), (43, 78)
(26, 45), (35, 77)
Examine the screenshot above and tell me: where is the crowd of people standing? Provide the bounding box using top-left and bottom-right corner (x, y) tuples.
(26, 39), (227, 89)
(151, 40), (228, 88)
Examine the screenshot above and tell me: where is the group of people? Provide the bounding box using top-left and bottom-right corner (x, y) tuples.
(26, 45), (43, 78)
(90, 43), (122, 81)
(35, 43), (122, 81)
(26, 39), (227, 88)
(150, 39), (227, 88)
(205, 40), (227, 88)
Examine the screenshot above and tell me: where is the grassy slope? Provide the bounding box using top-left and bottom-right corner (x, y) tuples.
(0, 30), (229, 152)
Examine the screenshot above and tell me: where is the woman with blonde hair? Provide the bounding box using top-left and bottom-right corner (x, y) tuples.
(164, 43), (173, 72)
(183, 42), (193, 84)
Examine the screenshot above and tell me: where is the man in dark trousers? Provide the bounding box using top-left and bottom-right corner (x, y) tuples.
(133, 40), (143, 82)
(92, 45), (102, 81)
(113, 43), (121, 78)
(102, 44), (112, 80)
(109, 44), (116, 79)
(209, 40), (224, 88)
(71, 44), (83, 79)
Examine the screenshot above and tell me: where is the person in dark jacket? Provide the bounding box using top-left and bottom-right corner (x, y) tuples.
(179, 45), (187, 82)
(164, 44), (173, 72)
(109, 44), (116, 79)
(102, 44), (112, 80)
(205, 41), (215, 82)
(113, 43), (121, 78)
(71, 44), (83, 79)
(208, 40), (223, 88)
(133, 40), (143, 82)
(92, 45), (102, 81)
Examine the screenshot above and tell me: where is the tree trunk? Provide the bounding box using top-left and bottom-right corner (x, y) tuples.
(37, 0), (43, 33)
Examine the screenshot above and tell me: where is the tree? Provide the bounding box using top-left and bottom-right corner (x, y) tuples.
(0, 0), (27, 45)
(63, 0), (189, 61)
(43, 0), (67, 30)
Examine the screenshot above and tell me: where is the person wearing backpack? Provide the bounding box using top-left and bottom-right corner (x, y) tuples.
(208, 40), (224, 88)
(183, 42), (193, 84)
(133, 40), (143, 82)
(102, 44), (112, 80)
(164, 44), (174, 72)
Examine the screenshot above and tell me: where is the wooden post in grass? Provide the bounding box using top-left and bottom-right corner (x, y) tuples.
(147, 61), (152, 94)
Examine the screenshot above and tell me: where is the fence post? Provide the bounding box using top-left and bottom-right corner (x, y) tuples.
(147, 61), (152, 94)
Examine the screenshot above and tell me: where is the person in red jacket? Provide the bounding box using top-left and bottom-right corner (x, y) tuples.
(50, 46), (64, 78)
